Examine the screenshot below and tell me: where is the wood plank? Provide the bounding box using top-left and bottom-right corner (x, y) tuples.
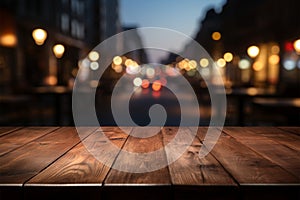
(278, 127), (300, 136)
(26, 127), (130, 185)
(0, 127), (59, 156)
(196, 128), (299, 185)
(105, 127), (170, 184)
(163, 127), (238, 200)
(223, 127), (300, 179)
(24, 127), (130, 200)
(104, 127), (171, 200)
(0, 127), (97, 186)
(0, 127), (23, 137)
(245, 127), (300, 152)
(162, 127), (236, 186)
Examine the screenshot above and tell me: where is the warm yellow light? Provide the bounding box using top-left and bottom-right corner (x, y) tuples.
(271, 45), (280, 54)
(113, 64), (123, 73)
(183, 59), (190, 71)
(188, 60), (197, 69)
(247, 88), (258, 96)
(253, 61), (263, 71)
(88, 51), (99, 61)
(0, 34), (17, 47)
(113, 56), (122, 65)
(32, 28), (47, 45)
(44, 76), (57, 85)
(152, 80), (162, 91)
(247, 45), (260, 58)
(293, 39), (300, 53)
(268, 55), (280, 65)
(53, 44), (65, 58)
(223, 52), (233, 62)
(216, 58), (226, 67)
(199, 58), (209, 67)
(212, 32), (221, 41)
(125, 58), (133, 67)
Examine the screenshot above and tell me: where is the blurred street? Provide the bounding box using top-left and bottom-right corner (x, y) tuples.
(0, 0), (299, 126)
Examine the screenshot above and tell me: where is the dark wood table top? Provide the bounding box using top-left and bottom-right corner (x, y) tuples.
(0, 126), (299, 200)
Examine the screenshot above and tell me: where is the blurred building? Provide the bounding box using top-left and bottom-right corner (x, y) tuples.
(0, 0), (121, 125)
(0, 0), (121, 90)
(194, 0), (300, 93)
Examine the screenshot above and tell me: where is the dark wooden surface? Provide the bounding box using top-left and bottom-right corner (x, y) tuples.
(0, 127), (299, 200)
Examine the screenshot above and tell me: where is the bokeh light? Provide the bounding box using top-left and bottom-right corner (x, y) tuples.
(88, 51), (100, 61)
(283, 59), (296, 70)
(152, 80), (162, 91)
(114, 64), (123, 73)
(133, 77), (142, 87)
(125, 58), (133, 67)
(297, 60), (300, 69)
(199, 58), (209, 67)
(188, 60), (197, 69)
(271, 45), (280, 54)
(285, 42), (294, 52)
(216, 58), (226, 67)
(238, 59), (251, 70)
(0, 34), (17, 47)
(253, 61), (263, 71)
(247, 45), (260, 58)
(53, 44), (65, 58)
(32, 28), (47, 45)
(113, 56), (122, 65)
(146, 67), (155, 78)
(293, 39), (300, 53)
(212, 31), (221, 41)
(223, 52), (233, 62)
(268, 55), (280, 65)
(90, 61), (99, 70)
(141, 79), (150, 89)
(44, 76), (57, 85)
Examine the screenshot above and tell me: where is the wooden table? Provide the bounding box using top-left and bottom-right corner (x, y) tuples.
(0, 127), (299, 200)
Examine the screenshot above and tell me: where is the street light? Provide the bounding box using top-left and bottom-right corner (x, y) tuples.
(32, 28), (47, 45)
(223, 52), (233, 62)
(53, 44), (65, 58)
(247, 45), (260, 58)
(212, 31), (221, 41)
(293, 39), (300, 53)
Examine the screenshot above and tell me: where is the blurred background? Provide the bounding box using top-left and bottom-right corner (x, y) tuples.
(0, 0), (299, 126)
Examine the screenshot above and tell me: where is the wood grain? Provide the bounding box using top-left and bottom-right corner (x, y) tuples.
(223, 127), (300, 179)
(0, 127), (23, 137)
(0, 127), (96, 185)
(104, 127), (170, 185)
(26, 127), (130, 185)
(278, 127), (300, 136)
(0, 127), (58, 156)
(196, 128), (299, 185)
(103, 127), (171, 200)
(162, 127), (236, 186)
(245, 127), (300, 152)
(0, 126), (299, 200)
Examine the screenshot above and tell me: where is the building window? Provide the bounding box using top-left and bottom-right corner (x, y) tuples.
(61, 14), (69, 33)
(78, 23), (85, 39)
(71, 19), (77, 37)
(71, 20), (84, 39)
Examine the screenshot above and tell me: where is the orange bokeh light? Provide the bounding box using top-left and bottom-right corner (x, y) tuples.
(141, 79), (150, 89)
(152, 80), (162, 91)
(0, 34), (17, 47)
